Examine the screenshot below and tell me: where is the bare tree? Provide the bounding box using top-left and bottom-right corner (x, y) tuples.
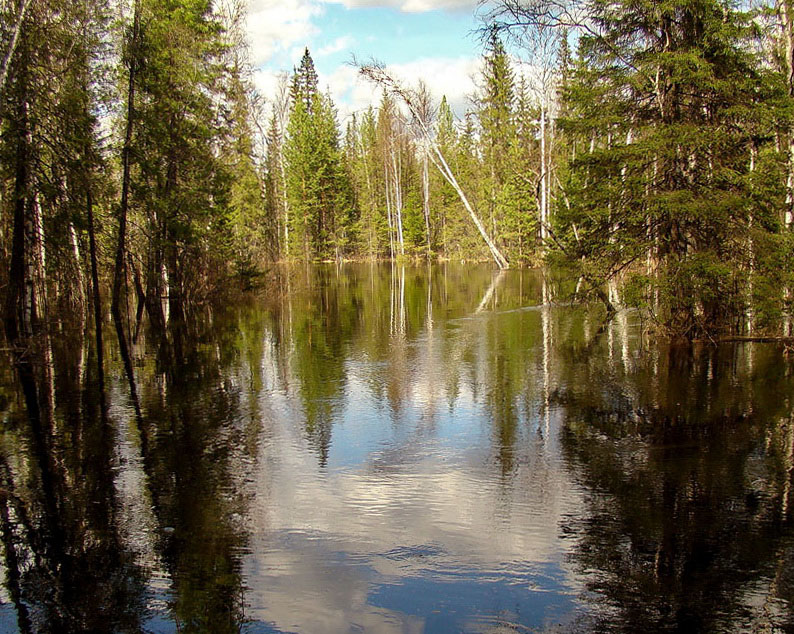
(479, 0), (587, 34)
(359, 62), (510, 269)
(272, 73), (291, 251)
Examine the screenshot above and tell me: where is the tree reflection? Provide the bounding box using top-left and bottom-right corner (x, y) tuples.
(132, 303), (262, 632)
(0, 333), (145, 632)
(557, 343), (794, 632)
(3, 263), (792, 632)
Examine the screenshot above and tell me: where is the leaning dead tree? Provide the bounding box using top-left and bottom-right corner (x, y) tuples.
(359, 62), (510, 270)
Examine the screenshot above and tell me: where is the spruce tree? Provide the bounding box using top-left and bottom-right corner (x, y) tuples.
(284, 48), (351, 260)
(477, 34), (519, 258)
(556, 0), (786, 337)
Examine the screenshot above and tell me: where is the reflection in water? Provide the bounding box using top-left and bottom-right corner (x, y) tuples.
(0, 264), (791, 632)
(556, 343), (794, 632)
(0, 330), (145, 632)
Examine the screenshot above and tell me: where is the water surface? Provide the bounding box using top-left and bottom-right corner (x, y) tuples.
(0, 264), (792, 632)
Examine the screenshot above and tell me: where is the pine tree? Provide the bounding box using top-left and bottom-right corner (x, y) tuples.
(224, 62), (267, 282)
(504, 75), (539, 264)
(130, 0), (232, 336)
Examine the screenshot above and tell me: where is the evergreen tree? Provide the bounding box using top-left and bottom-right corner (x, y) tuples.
(284, 48), (352, 260)
(556, 0), (788, 337)
(223, 61), (267, 282)
(2, 0), (113, 344)
(431, 96), (466, 258)
(128, 0), (232, 338)
(265, 111), (286, 256)
(477, 34), (520, 259)
(504, 74), (539, 263)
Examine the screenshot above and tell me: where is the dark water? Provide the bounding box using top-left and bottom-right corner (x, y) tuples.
(1, 264), (793, 633)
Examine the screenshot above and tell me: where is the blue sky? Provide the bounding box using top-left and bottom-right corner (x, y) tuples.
(245, 0), (488, 121)
(294, 4), (478, 71)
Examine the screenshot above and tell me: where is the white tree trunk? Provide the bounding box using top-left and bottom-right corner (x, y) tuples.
(540, 104), (547, 242)
(422, 150), (431, 257)
(384, 156), (394, 259)
(0, 0), (32, 100)
(429, 147), (509, 269)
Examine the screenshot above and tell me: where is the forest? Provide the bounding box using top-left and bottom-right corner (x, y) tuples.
(2, 3), (794, 630)
(1, 0), (794, 343)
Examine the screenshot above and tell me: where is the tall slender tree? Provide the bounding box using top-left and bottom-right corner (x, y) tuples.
(284, 48), (351, 261)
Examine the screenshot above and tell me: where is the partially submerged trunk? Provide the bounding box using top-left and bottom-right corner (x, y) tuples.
(86, 185), (105, 393)
(112, 0), (140, 330)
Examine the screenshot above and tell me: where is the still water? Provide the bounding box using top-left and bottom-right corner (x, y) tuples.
(0, 264), (793, 633)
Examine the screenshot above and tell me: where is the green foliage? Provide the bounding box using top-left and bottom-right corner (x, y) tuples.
(127, 0), (243, 304)
(284, 49), (352, 261)
(3, 0), (794, 340)
(555, 0), (793, 338)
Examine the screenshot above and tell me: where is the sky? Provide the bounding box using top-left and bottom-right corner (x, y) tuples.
(245, 0), (489, 123)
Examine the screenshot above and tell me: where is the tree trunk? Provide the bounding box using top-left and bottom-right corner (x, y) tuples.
(31, 193), (47, 322)
(422, 150), (431, 258)
(112, 0), (140, 329)
(86, 186), (105, 393)
(540, 103), (547, 243)
(5, 45), (34, 346)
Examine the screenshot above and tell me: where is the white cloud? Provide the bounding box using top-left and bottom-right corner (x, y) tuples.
(317, 35), (356, 57)
(330, 0), (475, 13)
(241, 358), (584, 634)
(388, 56), (483, 116)
(252, 68), (284, 102)
(246, 0), (324, 67)
(325, 64), (376, 120)
(245, 0), (473, 73)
